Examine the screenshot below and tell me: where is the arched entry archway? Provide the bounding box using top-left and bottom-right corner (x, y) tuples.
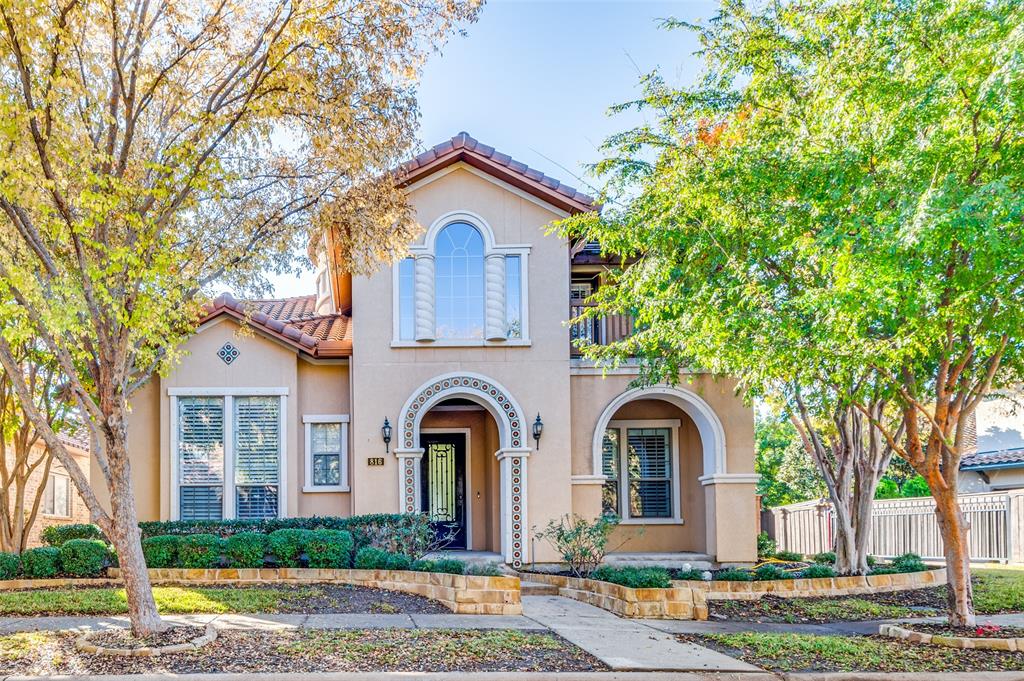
(394, 372), (531, 566)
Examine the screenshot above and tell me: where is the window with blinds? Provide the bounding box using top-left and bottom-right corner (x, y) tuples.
(178, 397), (225, 520)
(310, 423), (342, 486)
(43, 473), (71, 517)
(626, 427), (673, 518)
(601, 429), (620, 516)
(234, 396), (280, 519)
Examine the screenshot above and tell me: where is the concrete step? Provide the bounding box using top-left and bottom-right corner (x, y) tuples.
(603, 552), (715, 570)
(520, 581), (560, 596)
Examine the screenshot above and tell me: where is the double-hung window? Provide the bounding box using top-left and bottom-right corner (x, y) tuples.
(43, 472), (71, 517)
(303, 415), (349, 492)
(601, 420), (681, 522)
(173, 391), (285, 520)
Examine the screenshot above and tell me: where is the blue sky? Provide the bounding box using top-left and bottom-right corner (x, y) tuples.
(269, 0), (716, 297)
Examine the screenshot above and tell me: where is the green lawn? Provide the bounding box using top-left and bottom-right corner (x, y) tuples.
(712, 596), (928, 623)
(0, 586), (320, 616)
(974, 568), (1024, 614)
(697, 632), (1024, 673)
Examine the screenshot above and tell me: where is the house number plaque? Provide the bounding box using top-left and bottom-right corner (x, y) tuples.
(367, 457), (385, 466)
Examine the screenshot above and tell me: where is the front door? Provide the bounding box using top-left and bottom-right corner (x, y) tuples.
(420, 434), (467, 549)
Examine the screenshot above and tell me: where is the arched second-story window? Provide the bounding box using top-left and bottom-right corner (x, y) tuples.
(434, 222), (485, 339)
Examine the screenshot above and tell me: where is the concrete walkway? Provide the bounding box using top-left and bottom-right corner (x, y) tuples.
(519, 595), (759, 672)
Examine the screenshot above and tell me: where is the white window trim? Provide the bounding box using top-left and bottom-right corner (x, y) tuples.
(303, 414), (350, 493)
(392, 210), (531, 345)
(169, 389), (288, 521)
(607, 419), (683, 525)
(42, 472), (72, 519)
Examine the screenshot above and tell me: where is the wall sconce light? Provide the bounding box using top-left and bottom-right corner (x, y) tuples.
(381, 417), (392, 453)
(532, 413), (544, 450)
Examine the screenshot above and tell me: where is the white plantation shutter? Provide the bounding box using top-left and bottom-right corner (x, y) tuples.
(178, 397), (225, 520)
(626, 428), (672, 519)
(234, 396), (280, 519)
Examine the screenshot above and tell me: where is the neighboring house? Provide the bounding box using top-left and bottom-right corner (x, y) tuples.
(4, 433), (91, 549)
(960, 391), (1024, 493)
(98, 133), (758, 566)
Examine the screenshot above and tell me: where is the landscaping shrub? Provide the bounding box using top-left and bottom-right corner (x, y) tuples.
(591, 565), (671, 588)
(867, 554), (878, 568)
(384, 552), (412, 571)
(225, 532), (268, 568)
(757, 531), (777, 559)
(535, 513), (620, 578)
(304, 530), (353, 569)
(773, 550), (803, 562)
(812, 551), (837, 564)
(59, 539), (107, 577)
(21, 547), (60, 578)
(754, 564), (792, 581)
(801, 564), (837, 579)
(141, 535), (181, 568)
(431, 558), (466, 575)
(354, 546), (390, 570)
(178, 534), (224, 569)
(466, 562), (503, 577)
(869, 566), (898, 576)
(138, 514), (411, 540)
(42, 524), (103, 547)
(890, 552), (926, 573)
(347, 514), (453, 559)
(268, 529), (313, 567)
(410, 559), (435, 572)
(0, 552), (20, 579)
(673, 568), (706, 581)
(714, 568), (753, 581)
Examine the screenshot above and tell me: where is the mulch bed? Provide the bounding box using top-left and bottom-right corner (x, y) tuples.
(0, 629), (605, 675)
(901, 622), (1024, 639)
(709, 585), (948, 623)
(682, 633), (1024, 673)
(85, 626), (206, 650)
(209, 583), (450, 614)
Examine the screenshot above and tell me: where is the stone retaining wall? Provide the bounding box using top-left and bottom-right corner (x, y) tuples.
(681, 567), (947, 601)
(35, 568), (521, 616)
(522, 572), (707, 620)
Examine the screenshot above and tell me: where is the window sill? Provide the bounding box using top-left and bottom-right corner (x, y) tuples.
(302, 485), (350, 494)
(619, 518), (685, 526)
(390, 339), (531, 348)
(42, 514), (73, 520)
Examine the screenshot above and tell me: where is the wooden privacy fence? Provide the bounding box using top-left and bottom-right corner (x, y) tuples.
(767, 490), (1024, 563)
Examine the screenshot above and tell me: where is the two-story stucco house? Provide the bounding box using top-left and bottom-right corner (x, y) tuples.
(102, 133), (759, 567)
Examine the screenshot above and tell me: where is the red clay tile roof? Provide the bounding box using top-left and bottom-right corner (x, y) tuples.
(399, 132), (596, 214)
(201, 293), (351, 358)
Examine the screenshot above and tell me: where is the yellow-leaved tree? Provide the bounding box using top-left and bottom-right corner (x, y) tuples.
(0, 0), (480, 635)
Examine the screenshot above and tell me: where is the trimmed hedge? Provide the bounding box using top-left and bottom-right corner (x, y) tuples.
(591, 565), (671, 588)
(225, 532), (268, 568)
(714, 568), (753, 581)
(142, 535), (181, 568)
(42, 524), (103, 547)
(21, 547), (60, 578)
(178, 534), (224, 569)
(673, 568), (706, 581)
(59, 539), (107, 577)
(138, 514), (408, 540)
(305, 530), (353, 569)
(0, 552), (20, 579)
(774, 550), (803, 562)
(801, 564), (837, 579)
(354, 546), (390, 569)
(268, 529), (314, 567)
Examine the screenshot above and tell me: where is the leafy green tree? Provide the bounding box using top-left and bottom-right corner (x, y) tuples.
(0, 0), (479, 635)
(756, 414), (825, 507)
(557, 0), (1022, 625)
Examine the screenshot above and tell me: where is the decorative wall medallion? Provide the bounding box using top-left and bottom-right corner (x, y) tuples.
(217, 342), (240, 365)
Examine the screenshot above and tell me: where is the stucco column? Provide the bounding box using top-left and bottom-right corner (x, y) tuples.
(414, 254), (435, 342)
(497, 448), (530, 567)
(484, 253), (506, 341)
(702, 475), (760, 563)
(394, 448), (424, 514)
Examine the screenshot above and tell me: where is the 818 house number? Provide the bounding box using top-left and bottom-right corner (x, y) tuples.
(367, 457), (385, 466)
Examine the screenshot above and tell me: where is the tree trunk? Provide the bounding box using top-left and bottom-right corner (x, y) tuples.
(934, 485), (974, 626)
(832, 502), (857, 574)
(106, 436), (165, 636)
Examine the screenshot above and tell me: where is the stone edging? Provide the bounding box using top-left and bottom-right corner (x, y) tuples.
(106, 567), (521, 616)
(880, 623), (1023, 651)
(76, 622), (218, 656)
(678, 568), (947, 601)
(520, 572), (706, 620)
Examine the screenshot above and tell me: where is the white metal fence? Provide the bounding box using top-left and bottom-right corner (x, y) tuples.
(767, 490), (1024, 563)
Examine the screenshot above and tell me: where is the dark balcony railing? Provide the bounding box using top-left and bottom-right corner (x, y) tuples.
(569, 302), (634, 357)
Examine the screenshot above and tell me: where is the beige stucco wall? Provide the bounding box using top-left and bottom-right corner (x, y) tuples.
(350, 166), (574, 562)
(296, 361), (352, 516)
